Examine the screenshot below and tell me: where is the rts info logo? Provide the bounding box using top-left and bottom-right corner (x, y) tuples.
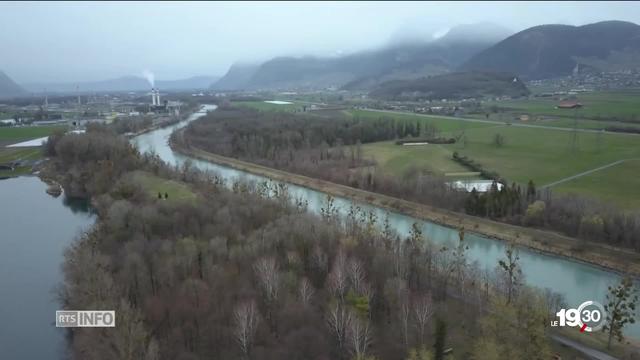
(550, 300), (606, 333)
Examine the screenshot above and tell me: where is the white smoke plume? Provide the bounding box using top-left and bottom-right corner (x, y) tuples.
(142, 69), (155, 87)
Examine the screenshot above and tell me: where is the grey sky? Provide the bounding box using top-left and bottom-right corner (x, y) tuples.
(1, 1), (639, 83)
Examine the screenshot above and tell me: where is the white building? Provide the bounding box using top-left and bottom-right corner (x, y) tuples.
(449, 180), (504, 193)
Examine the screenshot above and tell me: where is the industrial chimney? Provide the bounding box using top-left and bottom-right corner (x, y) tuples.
(155, 89), (160, 106)
(151, 88), (156, 106)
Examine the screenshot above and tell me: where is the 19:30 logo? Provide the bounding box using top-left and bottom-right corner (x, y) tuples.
(551, 300), (606, 332)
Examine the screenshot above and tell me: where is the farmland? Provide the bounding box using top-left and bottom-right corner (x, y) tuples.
(554, 159), (640, 208)
(0, 147), (42, 177)
(0, 125), (66, 145)
(0, 125), (65, 177)
(352, 109), (640, 208)
(362, 140), (471, 177)
(481, 90), (640, 124)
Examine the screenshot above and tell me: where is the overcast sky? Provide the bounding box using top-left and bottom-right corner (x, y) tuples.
(1, 1), (639, 83)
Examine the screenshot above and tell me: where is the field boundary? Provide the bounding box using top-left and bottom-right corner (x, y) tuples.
(542, 158), (639, 188)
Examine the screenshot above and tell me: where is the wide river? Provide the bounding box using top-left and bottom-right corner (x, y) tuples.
(134, 104), (640, 338)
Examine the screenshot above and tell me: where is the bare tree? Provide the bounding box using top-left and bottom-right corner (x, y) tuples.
(348, 315), (373, 359)
(327, 249), (349, 302)
(413, 293), (435, 345)
(254, 257), (280, 333)
(498, 242), (522, 304)
(347, 257), (366, 295)
(254, 257), (280, 304)
(298, 277), (315, 307)
(233, 300), (260, 359)
(399, 293), (412, 347)
(452, 228), (469, 296)
(326, 303), (353, 352)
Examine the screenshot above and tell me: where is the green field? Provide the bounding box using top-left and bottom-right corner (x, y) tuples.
(0, 125), (66, 177)
(363, 141), (471, 176)
(350, 109), (494, 133)
(554, 159), (640, 208)
(534, 117), (640, 131)
(353, 110), (640, 208)
(0, 125), (66, 145)
(128, 170), (197, 203)
(484, 90), (640, 122)
(0, 147), (43, 177)
(233, 100), (302, 112)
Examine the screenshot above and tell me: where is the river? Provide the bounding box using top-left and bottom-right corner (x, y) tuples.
(133, 104), (639, 338)
(0, 176), (94, 359)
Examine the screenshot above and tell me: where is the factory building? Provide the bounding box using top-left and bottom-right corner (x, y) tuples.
(149, 88), (182, 116)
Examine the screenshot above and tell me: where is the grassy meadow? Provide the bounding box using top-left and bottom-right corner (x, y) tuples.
(351, 109), (640, 208)
(0, 125), (66, 177)
(0, 125), (66, 145)
(483, 90), (640, 123)
(128, 170), (197, 204)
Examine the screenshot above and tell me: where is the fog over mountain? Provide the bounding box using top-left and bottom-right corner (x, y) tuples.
(211, 22), (512, 91)
(23, 75), (220, 94)
(461, 20), (640, 79)
(1, 1), (640, 85)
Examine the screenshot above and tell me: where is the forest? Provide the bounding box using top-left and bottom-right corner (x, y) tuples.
(178, 106), (640, 251)
(41, 127), (581, 360)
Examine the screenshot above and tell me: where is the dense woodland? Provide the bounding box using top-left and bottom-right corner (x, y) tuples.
(178, 107), (467, 211)
(42, 128), (580, 360)
(179, 107), (640, 251)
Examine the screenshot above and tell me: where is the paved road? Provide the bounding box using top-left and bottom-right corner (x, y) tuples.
(541, 159), (632, 188)
(551, 335), (620, 360)
(367, 109), (640, 137)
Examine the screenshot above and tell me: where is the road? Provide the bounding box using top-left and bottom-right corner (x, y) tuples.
(551, 335), (620, 360)
(366, 108), (640, 136)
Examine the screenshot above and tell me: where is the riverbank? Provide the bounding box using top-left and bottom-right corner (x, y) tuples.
(171, 132), (640, 277)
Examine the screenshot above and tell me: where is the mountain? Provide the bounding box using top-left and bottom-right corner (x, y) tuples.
(461, 21), (640, 79)
(368, 71), (529, 100)
(0, 71), (26, 99)
(212, 23), (512, 91)
(23, 75), (219, 94)
(343, 23), (512, 91)
(210, 63), (260, 90)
